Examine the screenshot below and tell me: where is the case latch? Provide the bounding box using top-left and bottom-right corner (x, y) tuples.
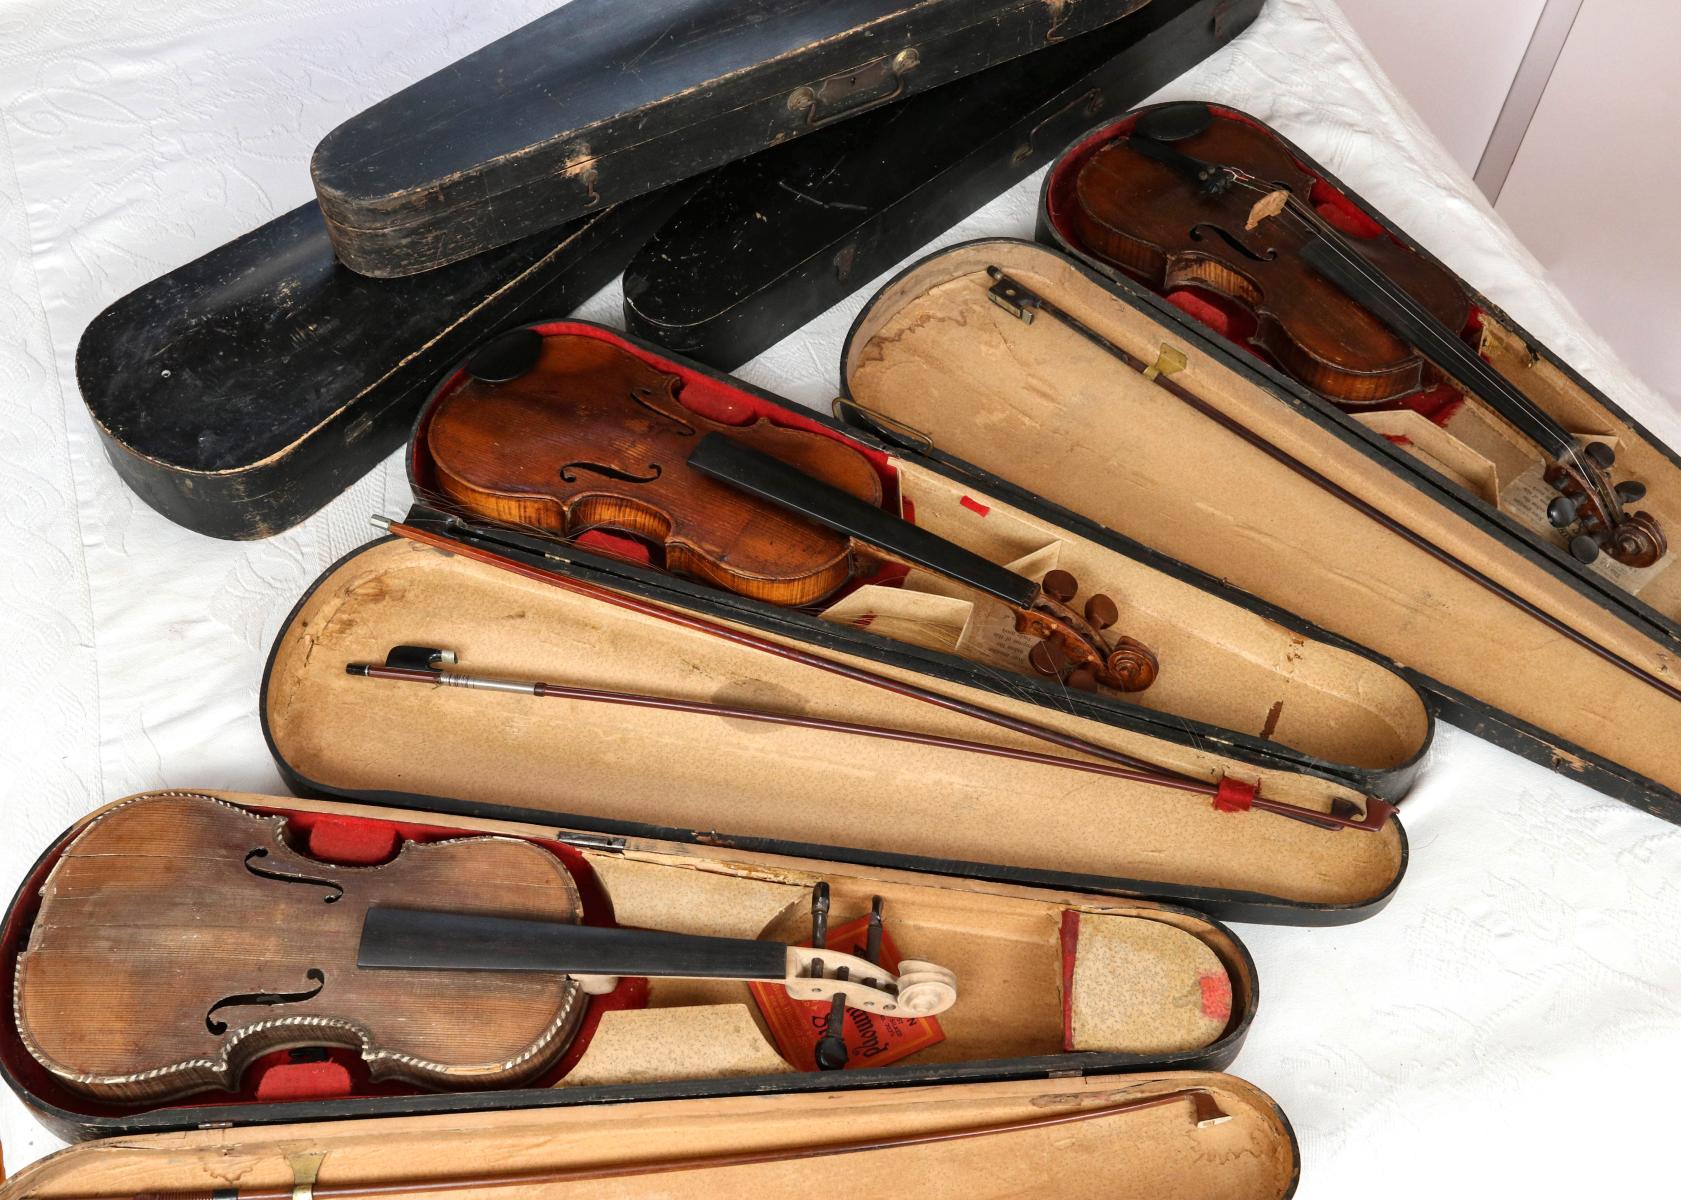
(553, 831), (627, 853)
(1142, 345), (1188, 381)
(787, 48), (921, 129)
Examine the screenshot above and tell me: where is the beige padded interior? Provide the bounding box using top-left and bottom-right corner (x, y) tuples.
(843, 239), (1681, 794)
(79, 792), (1250, 1094)
(4, 1071), (1296, 1200)
(266, 541), (1406, 907)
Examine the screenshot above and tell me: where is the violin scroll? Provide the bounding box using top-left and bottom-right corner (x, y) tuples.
(1544, 443), (1666, 568)
(783, 946), (957, 1017)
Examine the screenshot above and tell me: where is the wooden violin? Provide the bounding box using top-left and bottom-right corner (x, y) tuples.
(1067, 101), (1664, 570)
(424, 329), (1158, 692)
(14, 795), (956, 1104)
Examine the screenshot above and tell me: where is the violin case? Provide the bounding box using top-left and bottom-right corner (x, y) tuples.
(309, 0), (1159, 278)
(828, 101), (1681, 824)
(622, 0), (1262, 368)
(74, 0), (1256, 541)
(255, 318), (1422, 930)
(0, 790), (1269, 1153)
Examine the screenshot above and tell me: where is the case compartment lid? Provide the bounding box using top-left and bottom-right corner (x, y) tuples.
(310, 0), (1151, 276)
(0, 1072), (1298, 1200)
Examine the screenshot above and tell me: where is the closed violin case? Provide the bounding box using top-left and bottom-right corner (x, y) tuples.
(74, 1), (1256, 541)
(622, 0), (1262, 369)
(257, 319), (1422, 929)
(309, 0), (1158, 278)
(0, 789), (1265, 1153)
(827, 101), (1681, 824)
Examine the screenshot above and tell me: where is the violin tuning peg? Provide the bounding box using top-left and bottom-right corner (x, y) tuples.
(1042, 569), (1079, 604)
(1028, 638), (1071, 678)
(865, 897), (884, 966)
(1547, 495), (1579, 528)
(811, 881), (830, 950)
(815, 994), (849, 1071)
(1569, 533), (1603, 564)
(1616, 480), (1648, 504)
(1084, 593), (1119, 631)
(1584, 442), (1616, 470)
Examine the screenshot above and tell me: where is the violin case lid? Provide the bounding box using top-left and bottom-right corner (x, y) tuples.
(309, 0), (1156, 278)
(622, 0), (1262, 369)
(0, 1067), (1300, 1200)
(832, 102), (1681, 824)
(260, 318), (1422, 928)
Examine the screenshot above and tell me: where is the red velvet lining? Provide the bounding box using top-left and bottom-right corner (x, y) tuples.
(1043, 106), (1486, 430)
(1058, 909), (1079, 1051)
(0, 800), (642, 1119)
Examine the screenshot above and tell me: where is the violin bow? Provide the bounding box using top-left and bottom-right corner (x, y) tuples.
(372, 516), (1392, 832)
(120, 1088), (1229, 1200)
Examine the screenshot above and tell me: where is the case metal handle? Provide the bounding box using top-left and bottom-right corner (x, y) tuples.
(787, 48), (921, 129)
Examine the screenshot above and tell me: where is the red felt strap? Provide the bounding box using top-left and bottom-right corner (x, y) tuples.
(1212, 777), (1257, 814)
(959, 496), (990, 517)
(306, 815), (399, 865)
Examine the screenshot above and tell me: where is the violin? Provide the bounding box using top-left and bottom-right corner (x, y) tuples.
(15, 794), (956, 1104)
(1067, 101), (1664, 570)
(424, 329), (1158, 692)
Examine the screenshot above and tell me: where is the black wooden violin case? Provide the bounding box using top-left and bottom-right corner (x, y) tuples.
(73, 0), (1257, 540)
(621, 0), (1262, 368)
(307, 0), (1159, 278)
(822, 101), (1681, 822)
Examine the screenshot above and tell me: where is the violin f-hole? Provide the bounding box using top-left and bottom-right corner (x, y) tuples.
(1189, 223), (1278, 263)
(205, 968), (327, 1035)
(244, 848), (344, 903)
(559, 461), (663, 484)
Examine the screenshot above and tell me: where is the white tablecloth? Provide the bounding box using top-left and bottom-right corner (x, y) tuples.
(2, 0), (1677, 1192)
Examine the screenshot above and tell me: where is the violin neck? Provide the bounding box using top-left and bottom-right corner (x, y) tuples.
(688, 432), (1042, 610)
(1297, 236), (1578, 463)
(359, 906), (787, 983)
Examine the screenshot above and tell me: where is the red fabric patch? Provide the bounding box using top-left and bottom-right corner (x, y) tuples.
(252, 1058), (354, 1102)
(1212, 777), (1257, 813)
(305, 815), (399, 865)
(959, 496), (989, 517)
(1059, 909), (1080, 1051)
(1199, 972), (1233, 1022)
(574, 528), (653, 565)
(1382, 434), (1413, 447)
(1309, 179), (1385, 240)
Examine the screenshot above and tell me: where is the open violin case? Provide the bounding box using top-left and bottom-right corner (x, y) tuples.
(74, 0), (1257, 540)
(818, 100), (1681, 822)
(254, 316), (1421, 931)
